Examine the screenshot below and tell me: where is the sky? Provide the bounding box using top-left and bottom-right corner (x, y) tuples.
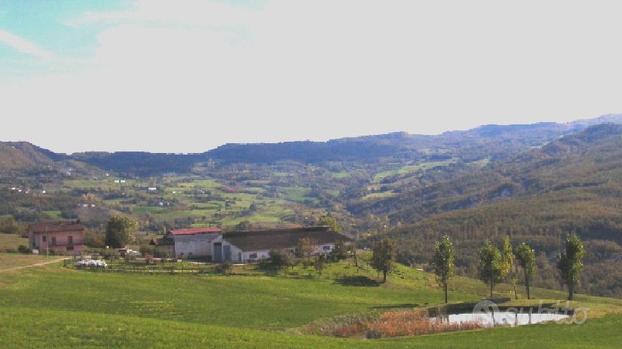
(1, 0), (622, 153)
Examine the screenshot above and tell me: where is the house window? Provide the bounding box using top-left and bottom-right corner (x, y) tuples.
(42, 236), (47, 242)
(249, 253), (258, 259)
(323, 245), (332, 251)
(68, 236), (73, 244)
(51, 237), (57, 246)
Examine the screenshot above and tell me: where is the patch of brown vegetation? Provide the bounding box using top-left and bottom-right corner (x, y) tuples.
(366, 310), (481, 338)
(305, 309), (482, 339)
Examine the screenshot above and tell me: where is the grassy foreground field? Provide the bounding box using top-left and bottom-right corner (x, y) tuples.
(0, 255), (621, 348)
(0, 253), (58, 271)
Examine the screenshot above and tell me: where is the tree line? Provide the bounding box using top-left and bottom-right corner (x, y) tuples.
(370, 233), (585, 303)
(99, 214), (588, 303)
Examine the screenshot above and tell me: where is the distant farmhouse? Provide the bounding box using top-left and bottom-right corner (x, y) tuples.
(153, 226), (351, 263)
(29, 220), (85, 255)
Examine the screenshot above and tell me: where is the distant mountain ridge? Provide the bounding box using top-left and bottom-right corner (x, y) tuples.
(351, 123), (622, 219)
(1, 114), (622, 175)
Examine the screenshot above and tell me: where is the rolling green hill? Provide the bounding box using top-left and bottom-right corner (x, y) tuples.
(0, 255), (621, 348)
(0, 142), (58, 171)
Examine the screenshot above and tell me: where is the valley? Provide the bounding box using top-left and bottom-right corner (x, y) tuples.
(2, 116), (622, 298)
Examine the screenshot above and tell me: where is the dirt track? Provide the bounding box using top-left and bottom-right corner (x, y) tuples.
(0, 258), (67, 273)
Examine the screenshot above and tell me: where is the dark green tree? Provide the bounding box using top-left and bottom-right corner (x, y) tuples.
(557, 234), (585, 301)
(0, 216), (23, 235)
(371, 239), (395, 283)
(432, 235), (455, 304)
(105, 215), (137, 248)
(516, 242), (537, 299)
(318, 214), (342, 232)
(478, 240), (503, 298)
(268, 249), (292, 270)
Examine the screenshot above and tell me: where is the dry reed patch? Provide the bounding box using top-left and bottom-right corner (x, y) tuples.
(366, 310), (481, 338)
(305, 309), (481, 339)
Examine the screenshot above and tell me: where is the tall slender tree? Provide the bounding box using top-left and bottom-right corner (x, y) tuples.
(557, 234), (585, 301)
(478, 240), (503, 298)
(500, 236), (518, 299)
(371, 239), (395, 283)
(432, 235), (455, 304)
(516, 242), (537, 299)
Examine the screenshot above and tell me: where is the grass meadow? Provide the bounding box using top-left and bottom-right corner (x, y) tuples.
(0, 233), (27, 251)
(0, 254), (620, 348)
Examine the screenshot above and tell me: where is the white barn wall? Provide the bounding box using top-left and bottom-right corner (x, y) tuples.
(241, 249), (271, 263)
(173, 234), (215, 259)
(221, 242), (337, 263)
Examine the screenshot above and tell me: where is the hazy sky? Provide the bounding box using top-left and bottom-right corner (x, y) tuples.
(1, 0), (622, 153)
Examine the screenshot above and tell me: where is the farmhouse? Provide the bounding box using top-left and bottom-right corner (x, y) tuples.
(215, 226), (352, 263)
(167, 227), (222, 259)
(29, 220), (85, 255)
(157, 226), (351, 262)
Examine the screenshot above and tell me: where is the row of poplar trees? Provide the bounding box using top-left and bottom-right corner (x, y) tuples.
(433, 234), (585, 303)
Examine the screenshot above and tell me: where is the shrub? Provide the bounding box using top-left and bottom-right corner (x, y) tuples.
(268, 250), (292, 269)
(329, 240), (348, 261)
(216, 262), (232, 275)
(365, 329), (383, 339)
(314, 254), (327, 275)
(97, 248), (121, 260)
(85, 231), (106, 248)
(139, 244), (155, 257)
(17, 245), (31, 254)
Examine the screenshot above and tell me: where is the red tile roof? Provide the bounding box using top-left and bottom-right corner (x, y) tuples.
(169, 227), (222, 236)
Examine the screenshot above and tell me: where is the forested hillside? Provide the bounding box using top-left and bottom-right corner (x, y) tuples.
(387, 124), (622, 296)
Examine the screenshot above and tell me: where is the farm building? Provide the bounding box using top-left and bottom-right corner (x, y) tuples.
(216, 226), (352, 263)
(167, 227), (222, 259)
(156, 226), (351, 262)
(29, 220), (85, 255)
